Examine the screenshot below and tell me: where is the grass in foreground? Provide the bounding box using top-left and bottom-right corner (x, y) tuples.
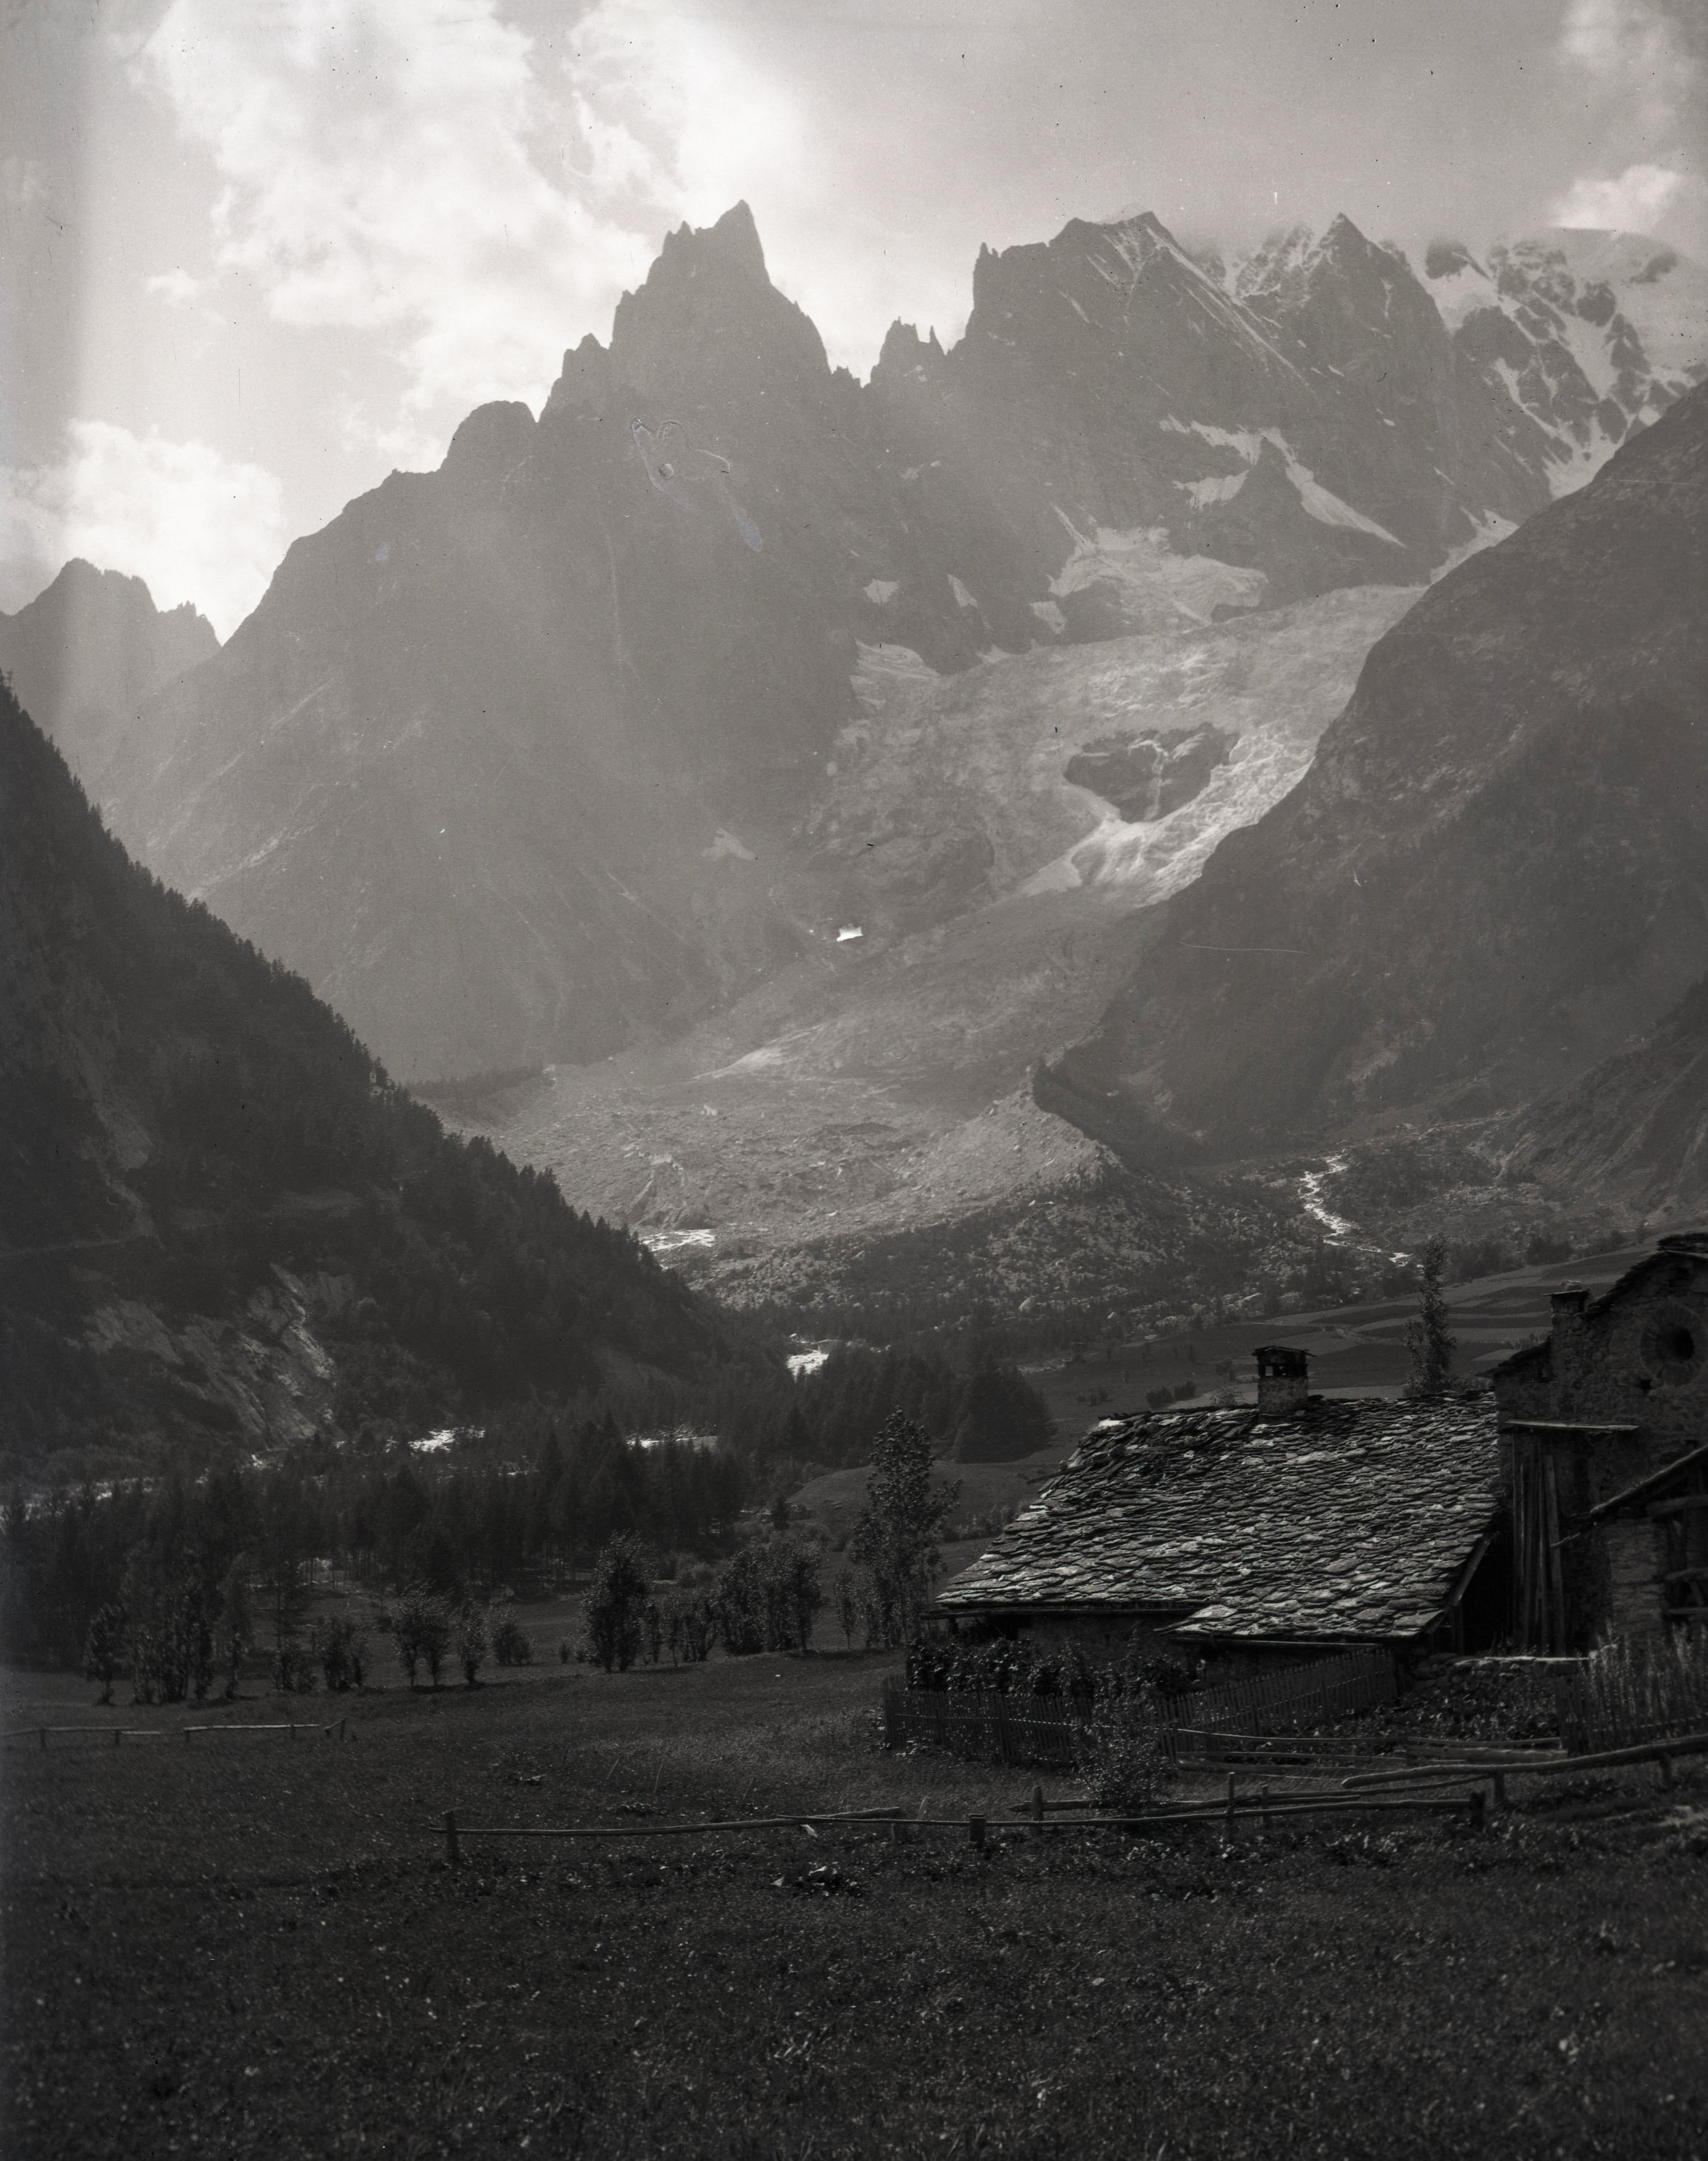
(4, 1651), (1707, 2160)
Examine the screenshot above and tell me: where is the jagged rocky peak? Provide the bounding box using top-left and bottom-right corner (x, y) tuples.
(873, 320), (945, 382)
(607, 199), (832, 406)
(1235, 212), (1416, 316)
(657, 196), (771, 283)
(542, 331), (614, 417)
(0, 558), (219, 787)
(970, 207), (1198, 314)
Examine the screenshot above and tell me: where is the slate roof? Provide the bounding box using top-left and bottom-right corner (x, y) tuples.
(938, 1395), (1500, 1642)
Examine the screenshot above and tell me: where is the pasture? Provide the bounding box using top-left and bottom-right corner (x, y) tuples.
(3, 1642), (1707, 2160)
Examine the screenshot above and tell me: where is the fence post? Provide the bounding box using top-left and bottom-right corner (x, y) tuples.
(38, 1726), (46, 1754)
(184, 1727), (192, 1745)
(113, 1726), (122, 1748)
(1492, 1770), (1507, 1811)
(1032, 1785), (1045, 1840)
(1225, 1773), (1238, 1836)
(1261, 1785), (1271, 1835)
(1468, 1788), (1485, 1834)
(890, 1811), (907, 1848)
(445, 1811), (462, 1867)
(1657, 1750), (1675, 1790)
(968, 1815), (987, 1852)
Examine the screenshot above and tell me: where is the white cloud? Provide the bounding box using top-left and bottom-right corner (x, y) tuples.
(0, 422), (284, 639)
(145, 266), (206, 305)
(136, 0), (796, 421)
(1551, 159), (1705, 232)
(1554, 2), (1707, 247)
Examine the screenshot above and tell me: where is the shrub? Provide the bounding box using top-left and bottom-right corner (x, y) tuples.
(661, 1587), (716, 1664)
(833, 1568), (860, 1650)
(121, 1556), (215, 1705)
(493, 1614), (533, 1666)
(310, 1614), (368, 1692)
(1075, 1675), (1170, 1813)
(390, 1586), (453, 1688)
(583, 1534), (649, 1673)
(714, 1538), (823, 1655)
(84, 1602), (126, 1705)
(640, 1599), (664, 1666)
(454, 1601), (489, 1686)
(273, 1640), (318, 1694)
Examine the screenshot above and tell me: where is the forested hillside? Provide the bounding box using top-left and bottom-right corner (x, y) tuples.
(0, 680), (755, 1478)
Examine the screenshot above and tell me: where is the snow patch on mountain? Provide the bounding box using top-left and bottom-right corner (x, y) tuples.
(1162, 420), (1406, 546)
(1048, 515), (1268, 628)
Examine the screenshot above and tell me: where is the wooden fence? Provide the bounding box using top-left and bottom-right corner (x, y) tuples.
(882, 1647), (1399, 1770)
(10, 1718), (351, 1752)
(1552, 1671), (1708, 1757)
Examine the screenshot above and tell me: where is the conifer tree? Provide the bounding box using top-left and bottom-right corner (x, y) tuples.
(1404, 1235), (1457, 1398)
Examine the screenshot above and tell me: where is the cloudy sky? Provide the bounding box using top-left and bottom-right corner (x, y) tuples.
(2, 0), (1704, 636)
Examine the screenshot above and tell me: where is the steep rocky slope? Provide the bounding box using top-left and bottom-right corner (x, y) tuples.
(84, 202), (1658, 1086)
(1507, 974), (1708, 1217)
(1041, 378), (1708, 1165)
(0, 682), (746, 1474)
(0, 559), (216, 787)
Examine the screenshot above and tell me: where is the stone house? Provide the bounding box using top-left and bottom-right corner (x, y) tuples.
(935, 1350), (1506, 1663)
(1491, 1230), (1708, 1649)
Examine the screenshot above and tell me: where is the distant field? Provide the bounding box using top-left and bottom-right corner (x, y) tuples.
(1021, 1243), (1659, 1426)
(5, 1644), (1707, 2160)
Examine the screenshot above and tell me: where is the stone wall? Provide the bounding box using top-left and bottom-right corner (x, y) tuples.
(1495, 1235), (1708, 1642)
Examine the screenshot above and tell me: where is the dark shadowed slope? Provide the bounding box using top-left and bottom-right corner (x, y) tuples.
(0, 682), (750, 1474)
(1041, 377), (1708, 1165)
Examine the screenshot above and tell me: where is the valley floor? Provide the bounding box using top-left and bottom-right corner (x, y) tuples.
(4, 1645), (1705, 2159)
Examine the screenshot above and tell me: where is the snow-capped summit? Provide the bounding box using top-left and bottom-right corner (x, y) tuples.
(1424, 227), (1707, 493)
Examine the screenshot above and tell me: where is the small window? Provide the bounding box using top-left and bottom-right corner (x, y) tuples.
(1640, 1304), (1705, 1386)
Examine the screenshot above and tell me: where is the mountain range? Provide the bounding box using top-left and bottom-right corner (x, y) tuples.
(39, 205), (1705, 1090)
(12, 204), (1707, 1323)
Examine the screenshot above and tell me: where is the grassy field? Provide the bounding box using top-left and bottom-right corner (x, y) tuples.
(5, 1643), (1708, 2160)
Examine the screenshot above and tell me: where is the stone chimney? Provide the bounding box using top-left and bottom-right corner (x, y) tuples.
(1255, 1343), (1310, 1418)
(1548, 1284), (1588, 1411)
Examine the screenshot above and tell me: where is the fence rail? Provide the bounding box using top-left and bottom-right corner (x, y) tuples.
(883, 1648), (1399, 1770)
(439, 1785), (1486, 1864)
(10, 1718), (350, 1751)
